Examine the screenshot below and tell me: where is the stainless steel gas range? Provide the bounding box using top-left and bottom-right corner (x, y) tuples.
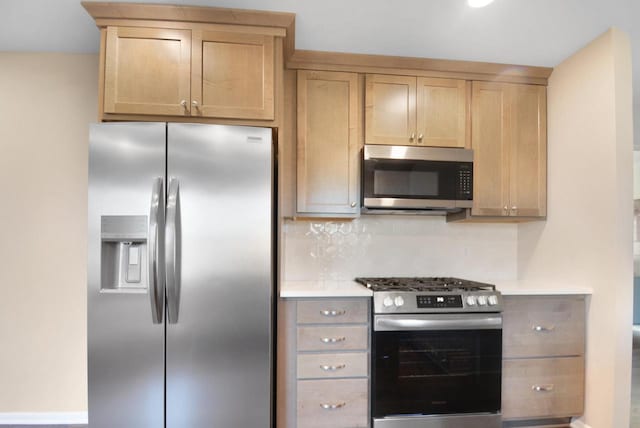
(355, 277), (503, 428)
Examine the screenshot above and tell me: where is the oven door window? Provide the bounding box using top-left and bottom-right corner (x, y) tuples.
(364, 159), (458, 200)
(373, 329), (502, 417)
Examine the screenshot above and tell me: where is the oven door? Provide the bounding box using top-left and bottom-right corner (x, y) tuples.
(363, 145), (473, 210)
(372, 313), (502, 420)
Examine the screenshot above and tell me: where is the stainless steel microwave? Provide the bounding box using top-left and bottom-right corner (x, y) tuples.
(362, 145), (473, 213)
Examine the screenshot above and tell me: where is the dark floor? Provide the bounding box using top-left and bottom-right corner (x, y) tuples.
(632, 326), (640, 427)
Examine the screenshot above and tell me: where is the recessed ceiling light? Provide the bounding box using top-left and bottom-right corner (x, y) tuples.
(468, 0), (495, 7)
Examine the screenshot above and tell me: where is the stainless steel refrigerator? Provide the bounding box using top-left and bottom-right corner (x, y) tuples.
(88, 122), (274, 427)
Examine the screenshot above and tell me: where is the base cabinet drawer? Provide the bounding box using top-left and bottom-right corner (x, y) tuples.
(298, 352), (368, 379)
(502, 357), (584, 420)
(297, 325), (368, 352)
(297, 379), (368, 428)
(297, 299), (369, 324)
(502, 296), (585, 358)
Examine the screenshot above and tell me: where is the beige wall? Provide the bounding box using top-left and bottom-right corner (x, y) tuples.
(0, 52), (97, 412)
(517, 28), (633, 428)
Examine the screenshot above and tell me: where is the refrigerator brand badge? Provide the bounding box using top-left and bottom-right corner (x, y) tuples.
(247, 136), (264, 144)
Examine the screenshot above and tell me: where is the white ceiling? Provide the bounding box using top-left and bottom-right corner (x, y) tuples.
(1, 0), (638, 103)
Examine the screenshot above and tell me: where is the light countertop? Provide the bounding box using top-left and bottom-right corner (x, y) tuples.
(280, 279), (591, 298)
(493, 280), (592, 296)
(280, 280), (372, 298)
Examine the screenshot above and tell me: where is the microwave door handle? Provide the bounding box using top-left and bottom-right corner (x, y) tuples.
(165, 178), (181, 324)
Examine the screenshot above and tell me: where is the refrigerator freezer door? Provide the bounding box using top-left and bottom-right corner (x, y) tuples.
(165, 123), (273, 428)
(88, 123), (166, 428)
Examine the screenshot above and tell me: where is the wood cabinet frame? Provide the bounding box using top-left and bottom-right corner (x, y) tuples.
(469, 81), (547, 218)
(192, 30), (275, 120)
(296, 70), (361, 217)
(365, 74), (468, 148)
(501, 295), (586, 421)
(84, 2), (294, 124)
(104, 26), (192, 116)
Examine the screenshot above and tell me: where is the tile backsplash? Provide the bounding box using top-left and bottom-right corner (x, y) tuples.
(282, 216), (518, 281)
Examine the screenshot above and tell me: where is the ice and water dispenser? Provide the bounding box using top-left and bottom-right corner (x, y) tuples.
(100, 215), (148, 291)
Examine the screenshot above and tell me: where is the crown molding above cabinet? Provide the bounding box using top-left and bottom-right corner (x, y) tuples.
(287, 49), (553, 86)
(82, 1), (296, 59)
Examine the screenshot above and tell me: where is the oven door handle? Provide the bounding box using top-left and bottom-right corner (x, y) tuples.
(374, 314), (502, 331)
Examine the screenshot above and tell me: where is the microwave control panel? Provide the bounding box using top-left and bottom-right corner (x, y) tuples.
(456, 165), (473, 200)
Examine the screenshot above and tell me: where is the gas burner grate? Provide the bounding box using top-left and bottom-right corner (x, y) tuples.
(354, 277), (496, 293)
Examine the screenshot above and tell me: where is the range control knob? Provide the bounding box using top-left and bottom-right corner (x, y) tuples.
(466, 295), (477, 306)
(488, 295), (499, 306)
(394, 296), (405, 307)
(477, 295), (488, 306)
(383, 297), (394, 307)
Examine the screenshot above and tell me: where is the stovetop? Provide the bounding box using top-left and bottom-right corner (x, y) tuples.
(355, 277), (502, 314)
(355, 277), (496, 293)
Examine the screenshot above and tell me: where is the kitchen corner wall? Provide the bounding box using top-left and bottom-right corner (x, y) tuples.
(517, 28), (633, 428)
(0, 53), (98, 412)
(282, 216), (518, 281)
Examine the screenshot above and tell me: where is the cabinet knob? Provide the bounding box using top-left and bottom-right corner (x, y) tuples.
(503, 206), (508, 212)
(418, 134), (424, 143)
(350, 202), (357, 208)
(511, 206), (518, 213)
(180, 100), (188, 111)
(409, 132), (416, 142)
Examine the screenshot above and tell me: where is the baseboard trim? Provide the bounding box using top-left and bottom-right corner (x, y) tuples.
(571, 420), (592, 428)
(0, 412), (88, 424)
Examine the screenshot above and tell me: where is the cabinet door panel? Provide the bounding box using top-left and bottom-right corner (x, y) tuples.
(365, 74), (416, 145)
(502, 295), (585, 358)
(502, 357), (584, 419)
(104, 27), (191, 115)
(193, 31), (274, 120)
(471, 82), (510, 216)
(509, 84), (547, 217)
(297, 379), (368, 428)
(416, 77), (467, 148)
(297, 71), (360, 215)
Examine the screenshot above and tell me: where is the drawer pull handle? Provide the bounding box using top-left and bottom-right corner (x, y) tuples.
(320, 364), (346, 371)
(532, 384), (555, 392)
(320, 309), (346, 317)
(321, 336), (346, 344)
(320, 402), (346, 410)
(532, 325), (556, 332)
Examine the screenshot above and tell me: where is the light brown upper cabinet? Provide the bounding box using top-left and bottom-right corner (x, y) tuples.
(365, 74), (468, 147)
(297, 70), (361, 216)
(471, 82), (547, 217)
(104, 26), (192, 116)
(103, 26), (275, 120)
(192, 31), (274, 120)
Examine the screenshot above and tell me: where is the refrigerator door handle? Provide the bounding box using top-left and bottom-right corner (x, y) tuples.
(148, 177), (165, 324)
(166, 177), (182, 324)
